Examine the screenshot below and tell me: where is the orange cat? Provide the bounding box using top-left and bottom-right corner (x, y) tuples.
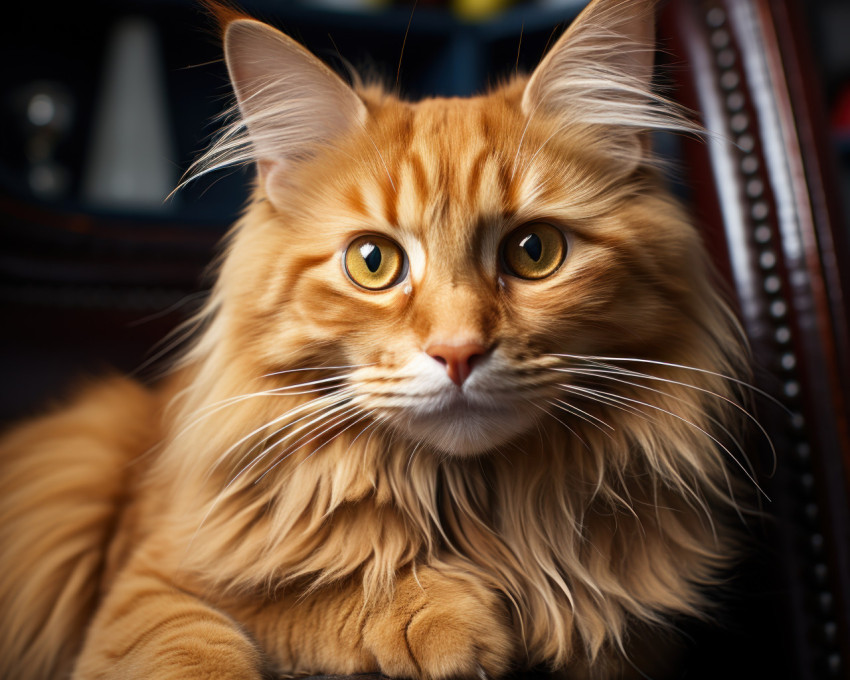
(0, 0), (752, 678)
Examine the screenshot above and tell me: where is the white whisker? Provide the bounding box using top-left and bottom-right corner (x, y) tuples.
(261, 364), (371, 378)
(206, 388), (356, 480)
(524, 397), (589, 451)
(406, 440), (424, 476)
(556, 363), (776, 474)
(558, 383), (769, 502)
(254, 401), (361, 468)
(557, 382), (649, 421)
(257, 408), (369, 483)
(547, 353), (787, 412)
(549, 397), (615, 434)
(555, 367), (763, 483)
(176, 376), (351, 440)
(218, 404), (362, 499)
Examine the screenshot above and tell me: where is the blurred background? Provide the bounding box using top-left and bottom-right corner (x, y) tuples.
(1, 1), (849, 679)
(0, 0), (847, 420)
(1, 0), (849, 228)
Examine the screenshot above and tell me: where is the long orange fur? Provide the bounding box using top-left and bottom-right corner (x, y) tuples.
(0, 1), (751, 678)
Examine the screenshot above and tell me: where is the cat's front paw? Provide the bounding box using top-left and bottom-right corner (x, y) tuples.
(362, 567), (516, 679)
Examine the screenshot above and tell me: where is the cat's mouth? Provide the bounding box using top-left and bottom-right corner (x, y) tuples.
(351, 354), (539, 456)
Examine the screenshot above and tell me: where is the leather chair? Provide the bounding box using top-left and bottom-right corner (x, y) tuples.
(661, 1), (850, 677)
(1, 0), (847, 677)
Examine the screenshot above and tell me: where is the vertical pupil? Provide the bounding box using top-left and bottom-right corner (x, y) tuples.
(360, 243), (382, 273)
(520, 233), (542, 262)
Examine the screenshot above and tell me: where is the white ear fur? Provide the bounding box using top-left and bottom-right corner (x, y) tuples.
(523, 0), (695, 165)
(225, 20), (366, 179)
(183, 19), (366, 199)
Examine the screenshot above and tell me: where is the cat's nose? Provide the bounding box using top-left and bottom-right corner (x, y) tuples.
(426, 342), (488, 387)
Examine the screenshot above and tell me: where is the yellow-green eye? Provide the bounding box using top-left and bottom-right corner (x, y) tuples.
(344, 234), (407, 290)
(501, 222), (566, 280)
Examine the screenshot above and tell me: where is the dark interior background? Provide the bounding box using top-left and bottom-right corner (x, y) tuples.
(1, 1), (848, 679)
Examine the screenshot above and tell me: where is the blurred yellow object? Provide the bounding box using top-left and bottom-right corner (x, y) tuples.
(452, 0), (513, 21)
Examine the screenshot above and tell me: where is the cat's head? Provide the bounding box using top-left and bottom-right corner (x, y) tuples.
(189, 0), (740, 461)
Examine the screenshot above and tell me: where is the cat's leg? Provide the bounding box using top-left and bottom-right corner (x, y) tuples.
(243, 564), (517, 680)
(73, 564), (264, 680)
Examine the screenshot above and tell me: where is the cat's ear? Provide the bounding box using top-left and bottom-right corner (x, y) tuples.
(522, 0), (687, 167)
(223, 18), (367, 196)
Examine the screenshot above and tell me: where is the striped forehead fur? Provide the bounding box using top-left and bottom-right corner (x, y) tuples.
(182, 4), (699, 191)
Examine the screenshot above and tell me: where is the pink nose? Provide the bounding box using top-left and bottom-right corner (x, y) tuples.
(426, 342), (488, 387)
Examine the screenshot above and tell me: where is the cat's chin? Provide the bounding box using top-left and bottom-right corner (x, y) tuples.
(367, 352), (540, 456)
(395, 399), (534, 456)
(400, 420), (523, 456)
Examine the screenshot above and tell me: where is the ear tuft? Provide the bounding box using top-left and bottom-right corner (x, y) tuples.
(182, 14), (367, 200)
(198, 0), (250, 40)
(523, 0), (698, 166)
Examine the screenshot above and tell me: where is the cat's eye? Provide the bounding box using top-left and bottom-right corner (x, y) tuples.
(501, 222), (566, 280)
(344, 234), (407, 290)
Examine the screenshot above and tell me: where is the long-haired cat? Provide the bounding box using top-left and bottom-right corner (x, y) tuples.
(0, 0), (753, 678)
